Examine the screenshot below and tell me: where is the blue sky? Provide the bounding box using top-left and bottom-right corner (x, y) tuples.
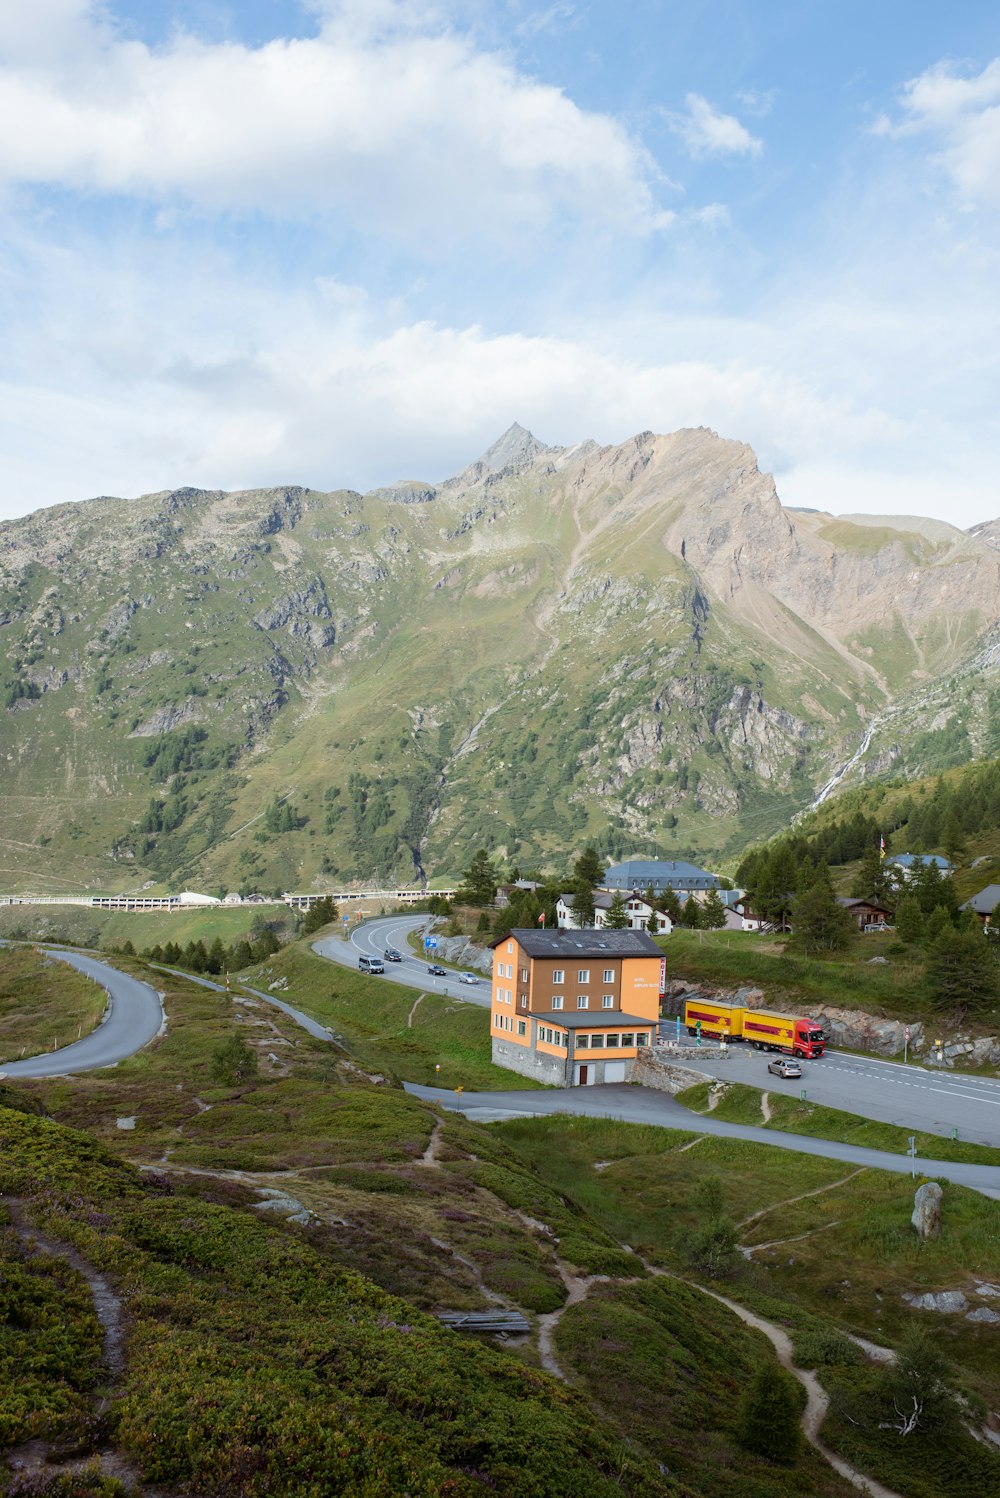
(1, 1), (999, 524)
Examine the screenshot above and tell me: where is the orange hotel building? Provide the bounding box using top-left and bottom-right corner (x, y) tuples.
(490, 928), (664, 1086)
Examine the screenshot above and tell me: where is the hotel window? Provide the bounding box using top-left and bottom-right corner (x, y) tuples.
(519, 994), (528, 1009)
(602, 995), (614, 1009)
(603, 968), (614, 982)
(552, 995), (564, 1010)
(521, 968), (529, 981)
(507, 942), (513, 953)
(577, 995), (589, 1009)
(590, 1034), (604, 1048)
(576, 1035), (589, 1049)
(552, 969), (564, 984)
(621, 1033), (635, 1047)
(637, 1032), (649, 1046)
(577, 969), (590, 982)
(606, 1034), (620, 1048)
(517, 1020), (526, 1036)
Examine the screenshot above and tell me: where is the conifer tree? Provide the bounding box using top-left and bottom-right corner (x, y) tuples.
(604, 891), (629, 928)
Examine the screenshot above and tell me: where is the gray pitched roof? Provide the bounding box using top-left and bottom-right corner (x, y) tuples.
(961, 884), (1000, 914)
(603, 858), (720, 891)
(543, 1011), (655, 1029)
(886, 853), (951, 870)
(492, 928), (662, 958)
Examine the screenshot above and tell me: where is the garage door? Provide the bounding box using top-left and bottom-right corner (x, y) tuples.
(604, 1060), (627, 1083)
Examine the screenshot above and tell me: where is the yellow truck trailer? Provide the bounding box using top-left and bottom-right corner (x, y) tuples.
(683, 999), (825, 1058)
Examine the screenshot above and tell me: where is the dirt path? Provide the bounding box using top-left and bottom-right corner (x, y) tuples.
(693, 1280), (904, 1498)
(416, 1119), (444, 1167)
(738, 1168), (868, 1230)
(407, 993), (426, 1028)
(743, 1220), (844, 1257)
(3, 1201), (181, 1496)
(7, 1199), (126, 1384)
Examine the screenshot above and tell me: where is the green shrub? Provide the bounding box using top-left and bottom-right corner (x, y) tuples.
(735, 1362), (804, 1464)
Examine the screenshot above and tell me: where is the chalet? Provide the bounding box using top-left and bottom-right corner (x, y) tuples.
(555, 891), (672, 934)
(960, 885), (1000, 927)
(490, 928), (663, 1086)
(602, 859), (722, 902)
(885, 854), (952, 881)
(836, 896), (893, 930)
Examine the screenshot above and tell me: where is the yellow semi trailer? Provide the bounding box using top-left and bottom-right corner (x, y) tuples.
(683, 998), (826, 1058)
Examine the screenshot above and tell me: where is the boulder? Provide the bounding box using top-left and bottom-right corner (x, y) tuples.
(965, 1306), (1000, 1325)
(904, 1289), (966, 1313)
(911, 1182), (943, 1240)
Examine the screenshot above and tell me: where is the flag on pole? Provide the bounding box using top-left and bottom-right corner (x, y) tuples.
(879, 834), (886, 860)
(537, 911), (545, 926)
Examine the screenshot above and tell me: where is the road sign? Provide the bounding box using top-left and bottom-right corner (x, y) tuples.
(424, 937), (438, 950)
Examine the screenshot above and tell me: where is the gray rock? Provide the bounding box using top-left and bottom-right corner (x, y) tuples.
(911, 1182), (943, 1240)
(975, 1283), (1000, 1298)
(904, 1290), (967, 1313)
(965, 1306), (1000, 1324)
(115, 1116), (136, 1131)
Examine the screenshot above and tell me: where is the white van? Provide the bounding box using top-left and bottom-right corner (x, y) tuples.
(358, 955), (384, 973)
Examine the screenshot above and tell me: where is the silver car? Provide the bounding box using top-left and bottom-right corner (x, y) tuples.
(767, 1057), (802, 1078)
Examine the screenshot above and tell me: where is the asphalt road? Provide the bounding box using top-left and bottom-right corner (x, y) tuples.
(312, 914), (491, 1008)
(322, 920), (1000, 1145)
(656, 1027), (1000, 1148)
(404, 1081), (1000, 1200)
(0, 949), (163, 1079)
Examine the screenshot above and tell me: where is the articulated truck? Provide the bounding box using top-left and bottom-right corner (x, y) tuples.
(684, 998), (826, 1058)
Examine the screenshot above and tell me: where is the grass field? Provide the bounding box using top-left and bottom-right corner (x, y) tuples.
(0, 902), (296, 952)
(676, 1080), (1000, 1166)
(241, 939), (540, 1091)
(0, 946), (108, 1063)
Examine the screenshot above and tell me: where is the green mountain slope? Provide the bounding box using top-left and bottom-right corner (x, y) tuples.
(2, 424), (999, 893)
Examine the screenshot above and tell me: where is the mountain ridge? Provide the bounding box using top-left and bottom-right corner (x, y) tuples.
(2, 422), (999, 894)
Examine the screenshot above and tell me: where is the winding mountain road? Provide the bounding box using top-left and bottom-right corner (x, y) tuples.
(312, 914), (491, 1007)
(403, 1080), (1000, 1199)
(0, 949), (163, 1079)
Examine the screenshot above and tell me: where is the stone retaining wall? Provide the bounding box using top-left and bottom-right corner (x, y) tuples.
(631, 1051), (710, 1095)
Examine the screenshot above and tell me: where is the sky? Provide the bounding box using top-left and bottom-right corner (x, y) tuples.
(1, 1), (1000, 526)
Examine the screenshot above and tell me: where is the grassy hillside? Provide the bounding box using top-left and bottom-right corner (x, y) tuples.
(0, 947), (107, 1063)
(2, 945), (998, 1496)
(5, 427), (1000, 898)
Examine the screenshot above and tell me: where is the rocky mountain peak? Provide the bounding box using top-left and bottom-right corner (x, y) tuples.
(476, 422), (552, 473)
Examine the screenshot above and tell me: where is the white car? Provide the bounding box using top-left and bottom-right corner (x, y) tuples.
(458, 972), (479, 985)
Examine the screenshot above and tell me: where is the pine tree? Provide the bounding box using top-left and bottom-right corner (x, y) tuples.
(574, 845), (603, 887)
(572, 877), (596, 928)
(456, 849), (499, 907)
(680, 896), (703, 928)
(926, 925), (998, 1014)
(894, 892), (924, 944)
(660, 887), (682, 922)
(792, 868), (854, 953)
(604, 891), (629, 928)
(735, 1364), (803, 1464)
(702, 888), (726, 929)
(853, 841), (892, 905)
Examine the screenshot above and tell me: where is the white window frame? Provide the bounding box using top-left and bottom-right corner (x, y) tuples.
(552, 969), (564, 984)
(577, 969), (590, 983)
(551, 995), (564, 1010)
(602, 995), (614, 1009)
(577, 995), (589, 1009)
(603, 968), (614, 982)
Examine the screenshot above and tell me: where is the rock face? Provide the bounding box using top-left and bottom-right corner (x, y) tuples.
(911, 1182), (944, 1241)
(3, 420), (1000, 894)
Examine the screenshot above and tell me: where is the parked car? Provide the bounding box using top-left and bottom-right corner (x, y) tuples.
(384, 948), (403, 961)
(458, 972), (479, 985)
(767, 1057), (802, 1078)
(427, 964), (447, 977)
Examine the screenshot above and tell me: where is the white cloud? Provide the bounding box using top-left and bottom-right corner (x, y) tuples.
(0, 1), (665, 240)
(667, 93), (763, 159)
(2, 224), (996, 530)
(876, 57), (1000, 207)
